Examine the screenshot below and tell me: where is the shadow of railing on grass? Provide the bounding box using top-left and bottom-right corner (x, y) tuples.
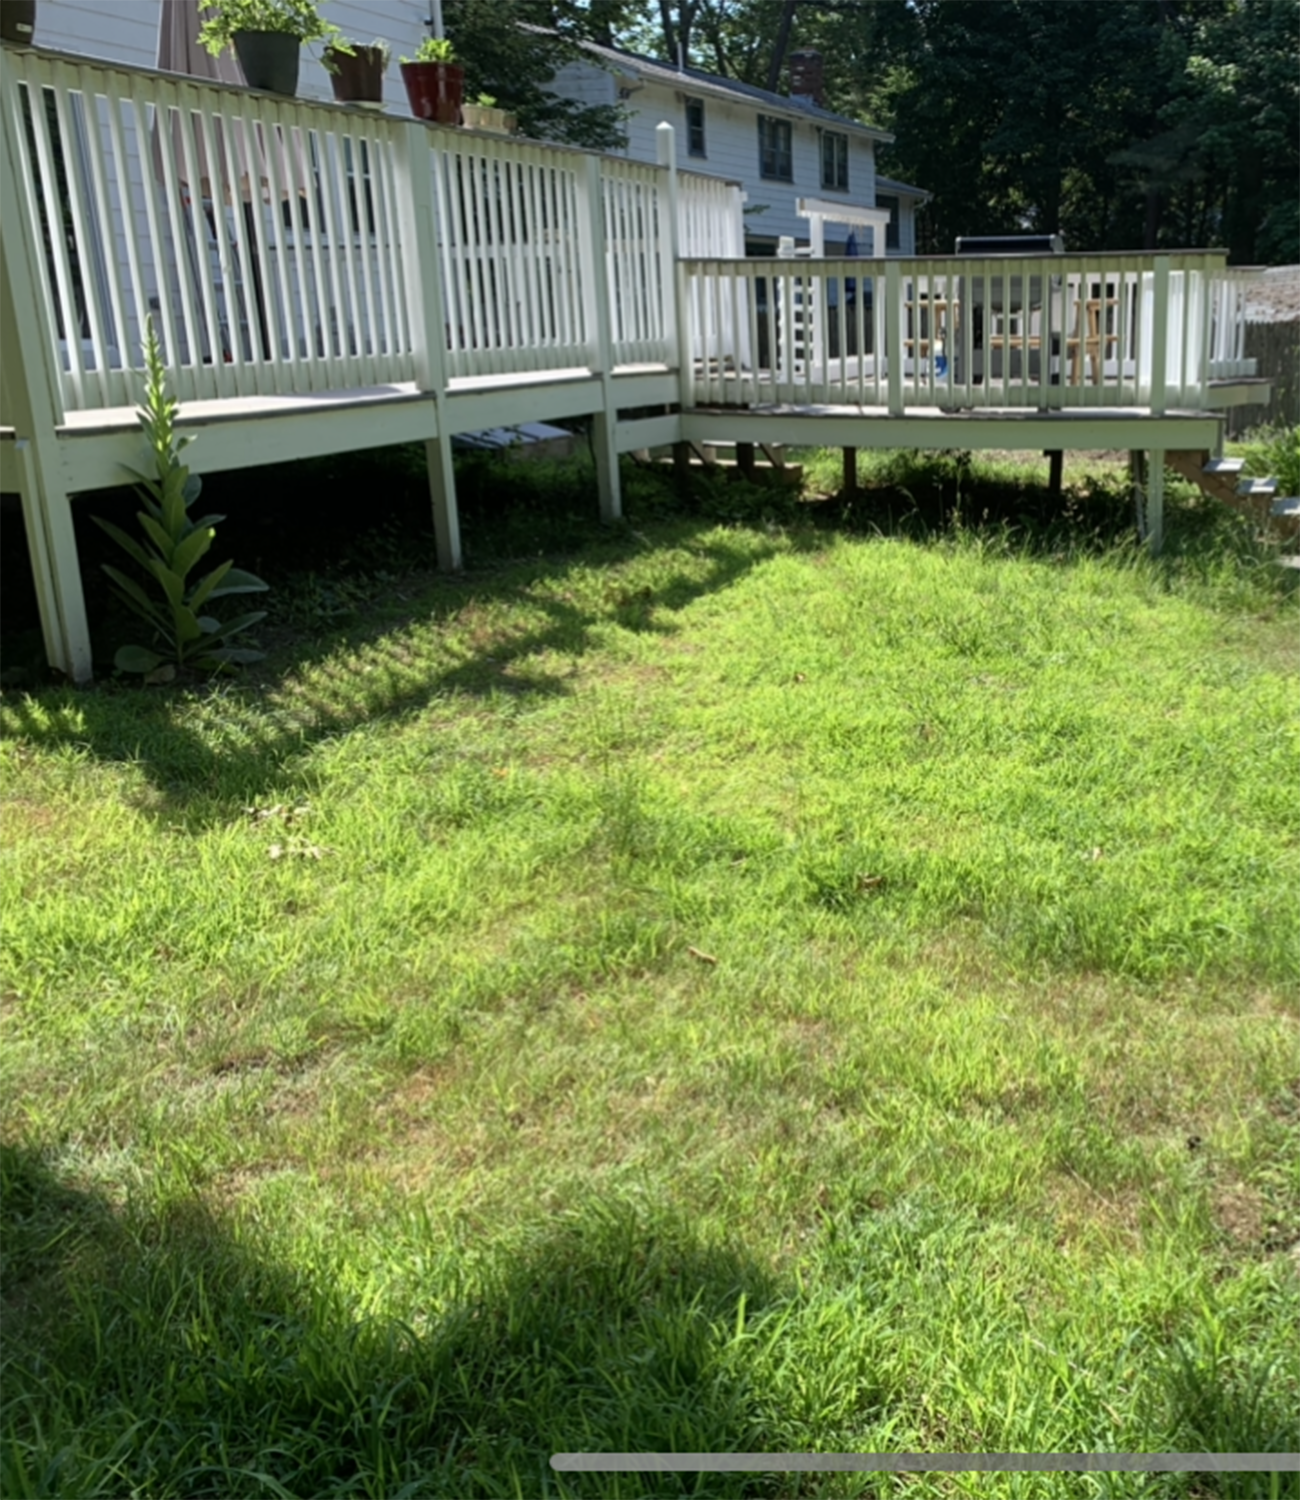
(0, 1142), (786, 1499)
(0, 523), (781, 826)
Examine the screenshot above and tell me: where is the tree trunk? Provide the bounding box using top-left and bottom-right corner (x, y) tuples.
(765, 0), (796, 94)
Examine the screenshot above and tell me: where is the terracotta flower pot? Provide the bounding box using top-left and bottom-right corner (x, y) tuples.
(461, 103), (515, 135)
(327, 44), (387, 106)
(0, 1), (36, 45)
(400, 61), (463, 126)
(233, 31), (300, 96)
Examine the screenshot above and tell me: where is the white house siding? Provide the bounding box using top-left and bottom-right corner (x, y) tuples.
(546, 61), (878, 253)
(31, 0), (429, 108)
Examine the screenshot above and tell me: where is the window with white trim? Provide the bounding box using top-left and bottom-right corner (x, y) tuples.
(820, 130), (848, 191)
(685, 98), (706, 157)
(758, 115), (792, 181)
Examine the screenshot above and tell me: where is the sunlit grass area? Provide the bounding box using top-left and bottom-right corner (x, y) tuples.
(2, 451), (1298, 1497)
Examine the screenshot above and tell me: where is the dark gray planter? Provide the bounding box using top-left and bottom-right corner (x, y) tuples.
(0, 1), (37, 44)
(233, 31), (300, 95)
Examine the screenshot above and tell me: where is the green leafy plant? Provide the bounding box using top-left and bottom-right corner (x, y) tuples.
(1241, 424), (1300, 498)
(475, 92), (497, 108)
(197, 0), (342, 55)
(323, 36), (389, 74)
(401, 36), (455, 65)
(93, 321), (269, 678)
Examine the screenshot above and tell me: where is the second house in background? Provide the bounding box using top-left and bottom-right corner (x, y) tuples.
(546, 40), (929, 256)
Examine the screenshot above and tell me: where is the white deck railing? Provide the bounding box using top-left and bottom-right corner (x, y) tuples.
(1, 45), (744, 413)
(682, 253), (1251, 413)
(0, 42), (1255, 426)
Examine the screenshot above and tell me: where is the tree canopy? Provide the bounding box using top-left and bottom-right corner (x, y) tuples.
(468, 1), (1296, 261)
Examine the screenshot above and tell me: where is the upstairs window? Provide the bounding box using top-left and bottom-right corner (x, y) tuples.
(758, 115), (792, 181)
(685, 97), (706, 157)
(820, 130), (848, 191)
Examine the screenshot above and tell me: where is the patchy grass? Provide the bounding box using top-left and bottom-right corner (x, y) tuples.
(1, 454), (1298, 1498)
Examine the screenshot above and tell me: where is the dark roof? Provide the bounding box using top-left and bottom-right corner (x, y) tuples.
(548, 33), (893, 144)
(875, 175), (930, 202)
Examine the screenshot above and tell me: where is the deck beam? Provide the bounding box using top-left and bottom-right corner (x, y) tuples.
(681, 409), (1220, 454)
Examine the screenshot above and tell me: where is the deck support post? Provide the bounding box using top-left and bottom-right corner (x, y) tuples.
(423, 427), (461, 571)
(1144, 450), (1165, 554)
(1, 54), (93, 681)
(397, 121), (462, 569)
(843, 446), (858, 497)
(581, 154), (621, 522)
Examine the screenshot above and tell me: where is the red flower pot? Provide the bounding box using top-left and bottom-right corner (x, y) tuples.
(400, 61), (463, 125)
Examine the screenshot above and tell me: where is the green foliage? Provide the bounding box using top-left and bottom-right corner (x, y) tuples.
(197, 0), (341, 54)
(401, 35), (455, 64)
(1241, 424), (1300, 498)
(92, 323), (268, 678)
(446, 0), (627, 150)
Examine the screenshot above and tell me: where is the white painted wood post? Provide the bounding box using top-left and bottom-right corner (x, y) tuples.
(0, 52), (93, 682)
(885, 259), (903, 417)
(1150, 255), (1170, 420)
(396, 120), (460, 570)
(659, 124), (694, 417)
(656, 123), (681, 381)
(580, 153), (621, 522)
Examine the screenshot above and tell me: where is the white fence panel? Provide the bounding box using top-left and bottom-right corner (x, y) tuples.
(432, 134), (591, 382)
(1, 47), (416, 411)
(601, 158), (669, 366)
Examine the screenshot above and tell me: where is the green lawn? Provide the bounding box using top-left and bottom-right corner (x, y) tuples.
(2, 482), (1298, 1497)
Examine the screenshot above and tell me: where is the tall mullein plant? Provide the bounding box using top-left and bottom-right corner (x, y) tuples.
(94, 322), (269, 676)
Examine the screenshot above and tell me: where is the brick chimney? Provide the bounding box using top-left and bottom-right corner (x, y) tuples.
(789, 50), (824, 105)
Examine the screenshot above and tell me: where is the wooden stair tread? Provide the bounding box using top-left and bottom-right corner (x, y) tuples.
(1270, 498), (1300, 518)
(1236, 477), (1277, 496)
(1202, 457), (1245, 476)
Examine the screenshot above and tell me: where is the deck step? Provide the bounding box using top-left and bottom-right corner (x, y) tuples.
(1202, 456), (1245, 477)
(1270, 497), (1300, 519)
(1236, 476), (1277, 497)
(1276, 555), (1300, 570)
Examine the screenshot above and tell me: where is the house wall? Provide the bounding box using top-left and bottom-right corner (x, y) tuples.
(548, 62), (878, 253)
(29, 0), (429, 109)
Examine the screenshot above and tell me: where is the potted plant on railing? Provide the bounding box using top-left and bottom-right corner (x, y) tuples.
(0, 1), (37, 46)
(461, 93), (515, 135)
(399, 36), (463, 126)
(324, 36), (389, 107)
(198, 0), (343, 98)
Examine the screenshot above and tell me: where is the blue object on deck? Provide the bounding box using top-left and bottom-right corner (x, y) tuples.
(844, 229), (858, 306)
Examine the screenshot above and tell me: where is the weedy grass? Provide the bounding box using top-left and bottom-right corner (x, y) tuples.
(1, 449), (1298, 1498)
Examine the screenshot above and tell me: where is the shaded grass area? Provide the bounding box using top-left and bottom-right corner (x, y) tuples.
(2, 446), (1298, 1496)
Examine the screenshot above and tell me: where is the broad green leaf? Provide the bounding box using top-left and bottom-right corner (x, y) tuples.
(92, 516), (152, 572)
(212, 610), (267, 641)
(146, 556), (185, 608)
(136, 511), (173, 560)
(183, 513), (227, 535)
(172, 525), (215, 582)
(196, 646), (265, 667)
(197, 615), (222, 633)
(182, 473), (202, 505)
(171, 600), (203, 643)
(114, 643), (165, 673)
(102, 565), (170, 634)
(208, 567), (270, 598)
(189, 559), (234, 612)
